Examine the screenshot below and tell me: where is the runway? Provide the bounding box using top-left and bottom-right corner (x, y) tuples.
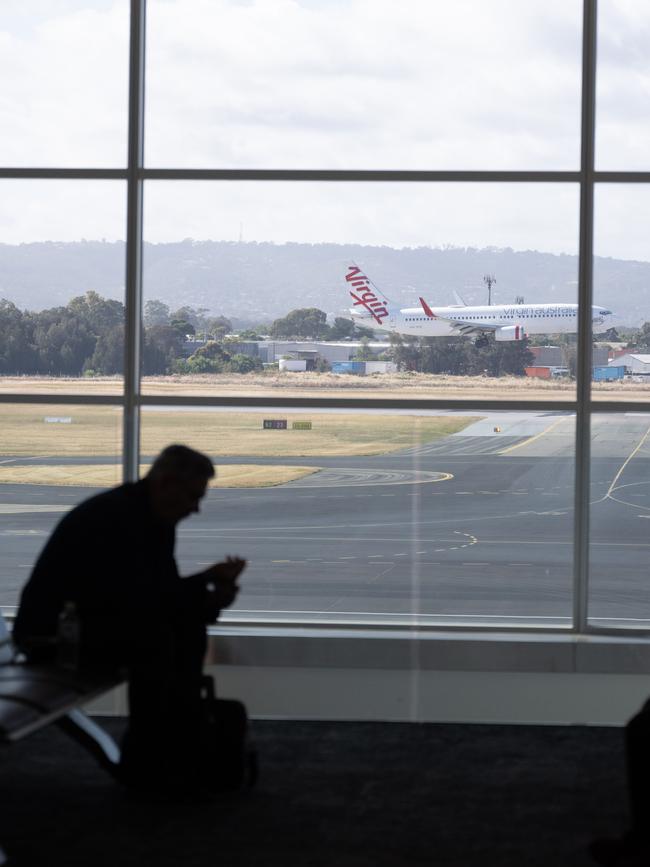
(2, 412), (650, 627)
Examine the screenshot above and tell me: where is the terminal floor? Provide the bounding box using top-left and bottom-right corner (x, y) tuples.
(0, 717), (628, 867)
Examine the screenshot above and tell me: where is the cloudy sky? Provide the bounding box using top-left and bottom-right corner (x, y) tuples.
(0, 0), (648, 260)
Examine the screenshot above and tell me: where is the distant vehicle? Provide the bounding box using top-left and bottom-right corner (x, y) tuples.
(344, 265), (613, 348)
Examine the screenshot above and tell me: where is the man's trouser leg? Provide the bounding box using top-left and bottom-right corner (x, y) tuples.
(626, 698), (650, 840)
(120, 617), (207, 788)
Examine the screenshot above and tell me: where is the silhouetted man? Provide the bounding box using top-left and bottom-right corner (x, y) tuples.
(13, 444), (246, 795)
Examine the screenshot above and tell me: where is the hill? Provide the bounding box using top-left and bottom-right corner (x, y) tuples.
(0, 240), (647, 326)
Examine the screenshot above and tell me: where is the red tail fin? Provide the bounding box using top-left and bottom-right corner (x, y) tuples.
(419, 297), (436, 318)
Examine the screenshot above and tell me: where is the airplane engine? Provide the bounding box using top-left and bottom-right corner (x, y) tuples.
(349, 307), (374, 319)
(495, 325), (527, 342)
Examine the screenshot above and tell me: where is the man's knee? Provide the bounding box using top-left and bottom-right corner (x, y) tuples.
(627, 699), (650, 742)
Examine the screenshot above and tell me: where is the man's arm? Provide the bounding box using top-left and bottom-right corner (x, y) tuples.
(182, 556), (247, 623)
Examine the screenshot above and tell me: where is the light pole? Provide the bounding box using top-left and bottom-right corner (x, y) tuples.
(483, 273), (496, 306)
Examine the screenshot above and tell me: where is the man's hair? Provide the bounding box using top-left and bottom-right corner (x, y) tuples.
(148, 444), (215, 482)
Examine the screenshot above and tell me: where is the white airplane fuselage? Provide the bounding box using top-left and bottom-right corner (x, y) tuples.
(344, 265), (613, 342)
(351, 302), (611, 339)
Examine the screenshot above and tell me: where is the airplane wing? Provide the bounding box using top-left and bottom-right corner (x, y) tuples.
(443, 318), (498, 336)
(419, 296), (498, 336)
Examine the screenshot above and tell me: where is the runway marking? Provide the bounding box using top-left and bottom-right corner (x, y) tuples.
(497, 416), (568, 455)
(229, 609), (574, 621)
(285, 468), (453, 489)
(596, 424), (650, 508)
(477, 538), (650, 548)
(3, 529), (47, 536)
(0, 504), (71, 514)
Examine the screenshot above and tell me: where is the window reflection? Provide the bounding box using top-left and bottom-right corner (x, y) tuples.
(0, 403), (122, 608)
(589, 413), (650, 628)
(139, 407), (575, 627)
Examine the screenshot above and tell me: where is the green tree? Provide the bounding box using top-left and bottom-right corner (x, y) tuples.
(67, 290), (123, 335)
(206, 316), (232, 339)
(0, 299), (38, 374)
(185, 340), (231, 373)
(143, 324), (186, 374)
(354, 336), (374, 360)
(354, 323), (376, 340)
(632, 322), (650, 350)
(143, 299), (170, 328)
(238, 328), (263, 340)
(388, 334), (420, 371)
(269, 308), (330, 339)
(89, 324), (124, 375)
(171, 306), (211, 331)
(31, 308), (96, 375)
(170, 318), (195, 338)
(227, 353), (263, 373)
(329, 317), (355, 340)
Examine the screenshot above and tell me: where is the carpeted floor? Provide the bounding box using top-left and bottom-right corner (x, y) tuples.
(0, 718), (629, 867)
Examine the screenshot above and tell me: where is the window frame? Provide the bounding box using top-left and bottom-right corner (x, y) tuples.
(1, 0), (650, 639)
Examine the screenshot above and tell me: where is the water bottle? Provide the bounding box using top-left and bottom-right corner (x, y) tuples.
(57, 601), (80, 671)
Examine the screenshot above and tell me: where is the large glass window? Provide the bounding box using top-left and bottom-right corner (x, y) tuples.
(589, 411), (650, 628)
(141, 180), (579, 401)
(141, 405), (575, 626)
(3, 0), (650, 637)
(0, 180), (127, 395)
(596, 0), (650, 170)
(145, 0), (582, 170)
(0, 402), (123, 607)
(0, 1), (129, 167)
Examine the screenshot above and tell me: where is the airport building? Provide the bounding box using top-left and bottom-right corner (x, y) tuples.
(608, 353), (650, 376)
(2, 2), (650, 863)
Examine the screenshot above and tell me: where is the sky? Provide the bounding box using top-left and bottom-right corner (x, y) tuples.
(0, 0), (649, 261)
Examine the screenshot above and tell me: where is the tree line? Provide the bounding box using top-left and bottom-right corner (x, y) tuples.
(0, 293), (250, 376)
(0, 291), (640, 378)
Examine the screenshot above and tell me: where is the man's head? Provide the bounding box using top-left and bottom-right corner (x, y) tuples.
(146, 444), (215, 525)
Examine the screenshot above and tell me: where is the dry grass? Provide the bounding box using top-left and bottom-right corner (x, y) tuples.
(1, 372), (647, 401)
(0, 404), (477, 458)
(0, 464), (318, 488)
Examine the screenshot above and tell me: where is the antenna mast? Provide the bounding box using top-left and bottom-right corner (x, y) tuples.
(483, 273), (496, 306)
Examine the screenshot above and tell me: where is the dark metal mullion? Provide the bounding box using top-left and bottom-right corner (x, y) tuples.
(123, 0), (146, 482)
(140, 169), (581, 182)
(573, 0), (598, 634)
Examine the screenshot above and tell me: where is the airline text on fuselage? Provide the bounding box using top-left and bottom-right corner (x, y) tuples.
(346, 266), (389, 325)
(498, 305), (575, 317)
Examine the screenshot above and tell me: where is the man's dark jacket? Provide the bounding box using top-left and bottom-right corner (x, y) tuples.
(13, 479), (204, 664)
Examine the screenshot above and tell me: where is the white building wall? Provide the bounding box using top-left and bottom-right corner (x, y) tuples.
(609, 354), (650, 373)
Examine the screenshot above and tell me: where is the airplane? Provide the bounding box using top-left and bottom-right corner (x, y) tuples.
(344, 264), (613, 348)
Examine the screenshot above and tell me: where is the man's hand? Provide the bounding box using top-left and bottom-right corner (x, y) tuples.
(202, 556), (246, 621)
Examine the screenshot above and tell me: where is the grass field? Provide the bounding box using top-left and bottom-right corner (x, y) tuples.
(2, 372), (649, 400)
(0, 403), (476, 486)
(0, 463), (318, 488)
(0, 405), (477, 458)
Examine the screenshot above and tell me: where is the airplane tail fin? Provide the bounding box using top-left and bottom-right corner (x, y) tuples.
(345, 264), (394, 326)
(419, 296), (436, 319)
